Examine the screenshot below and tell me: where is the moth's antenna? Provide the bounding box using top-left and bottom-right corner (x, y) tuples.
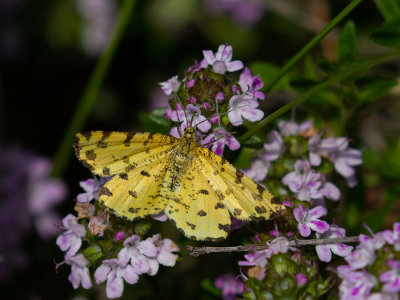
(174, 96), (189, 137)
(194, 102), (251, 131)
(201, 131), (238, 147)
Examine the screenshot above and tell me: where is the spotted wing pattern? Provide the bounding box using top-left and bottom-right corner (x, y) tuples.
(74, 131), (176, 177)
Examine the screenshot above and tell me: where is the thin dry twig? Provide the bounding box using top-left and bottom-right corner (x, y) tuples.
(187, 236), (359, 257)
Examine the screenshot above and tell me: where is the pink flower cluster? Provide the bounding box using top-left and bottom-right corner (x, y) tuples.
(238, 237), (296, 280)
(94, 234), (179, 298)
(337, 223), (400, 299)
(56, 211), (179, 298)
(56, 177), (180, 298)
(159, 44), (265, 157)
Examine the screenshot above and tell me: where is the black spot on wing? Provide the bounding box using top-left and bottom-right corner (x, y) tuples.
(233, 208), (242, 216)
(255, 206), (267, 214)
(235, 169), (244, 184)
(198, 189), (209, 195)
(85, 150), (96, 160)
(129, 191), (137, 198)
(102, 167), (110, 176)
(215, 203), (225, 209)
(141, 170), (151, 177)
(218, 224), (230, 233)
(82, 132), (92, 140)
(124, 133), (135, 146)
(119, 173), (128, 180)
(197, 210), (207, 216)
(99, 187), (113, 197)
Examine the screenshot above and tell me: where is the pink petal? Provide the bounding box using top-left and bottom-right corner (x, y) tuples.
(106, 272), (124, 298)
(227, 60), (244, 72)
(308, 206), (327, 218)
(202, 50), (215, 64)
(308, 220), (329, 233)
(94, 264), (111, 284)
(298, 223), (311, 237)
(316, 245), (332, 262)
(121, 265), (139, 285)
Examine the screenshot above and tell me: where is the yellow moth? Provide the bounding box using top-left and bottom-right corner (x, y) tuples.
(74, 126), (284, 241)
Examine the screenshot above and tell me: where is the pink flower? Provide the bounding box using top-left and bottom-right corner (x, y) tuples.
(278, 120), (312, 137)
(94, 258), (138, 298)
(159, 75), (180, 95)
(282, 160), (340, 203)
(243, 155), (270, 182)
(238, 67), (264, 100)
(152, 234), (180, 267)
(65, 253), (92, 290)
(308, 135), (362, 187)
(76, 178), (107, 203)
(263, 130), (285, 161)
(170, 104), (211, 137)
(338, 269), (377, 300)
(215, 274), (244, 300)
(203, 44), (243, 74)
(380, 260), (400, 293)
(296, 273), (307, 286)
(118, 235), (159, 276)
(294, 205), (329, 237)
(202, 127), (240, 156)
(383, 222), (400, 251)
(316, 226), (353, 262)
(227, 94), (264, 126)
(56, 214), (86, 256)
(345, 244), (376, 270)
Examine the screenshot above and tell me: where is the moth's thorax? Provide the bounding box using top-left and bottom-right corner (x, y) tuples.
(167, 131), (197, 191)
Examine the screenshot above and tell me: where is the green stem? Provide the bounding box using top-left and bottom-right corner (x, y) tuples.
(51, 0), (136, 178)
(264, 0), (363, 93)
(239, 51), (399, 143)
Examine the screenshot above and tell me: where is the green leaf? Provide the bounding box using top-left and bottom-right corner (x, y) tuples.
(303, 55), (318, 80)
(148, 107), (172, 127)
(374, 0), (400, 21)
(370, 18), (400, 46)
(357, 76), (398, 104)
(338, 20), (358, 61)
(82, 245), (103, 264)
(250, 62), (293, 91)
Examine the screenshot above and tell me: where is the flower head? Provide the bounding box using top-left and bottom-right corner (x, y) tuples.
(316, 226), (353, 262)
(94, 258), (138, 298)
(238, 67), (264, 100)
(380, 260), (400, 293)
(159, 75), (180, 96)
(227, 94), (264, 126)
(65, 253), (92, 290)
(308, 136), (362, 187)
(294, 204), (329, 237)
(282, 160), (340, 203)
(203, 44), (243, 74)
(202, 127), (240, 156)
(215, 274), (244, 300)
(56, 214), (86, 256)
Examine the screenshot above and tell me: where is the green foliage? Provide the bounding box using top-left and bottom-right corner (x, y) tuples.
(357, 76), (398, 104)
(370, 18), (400, 46)
(374, 0), (400, 21)
(338, 21), (358, 62)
